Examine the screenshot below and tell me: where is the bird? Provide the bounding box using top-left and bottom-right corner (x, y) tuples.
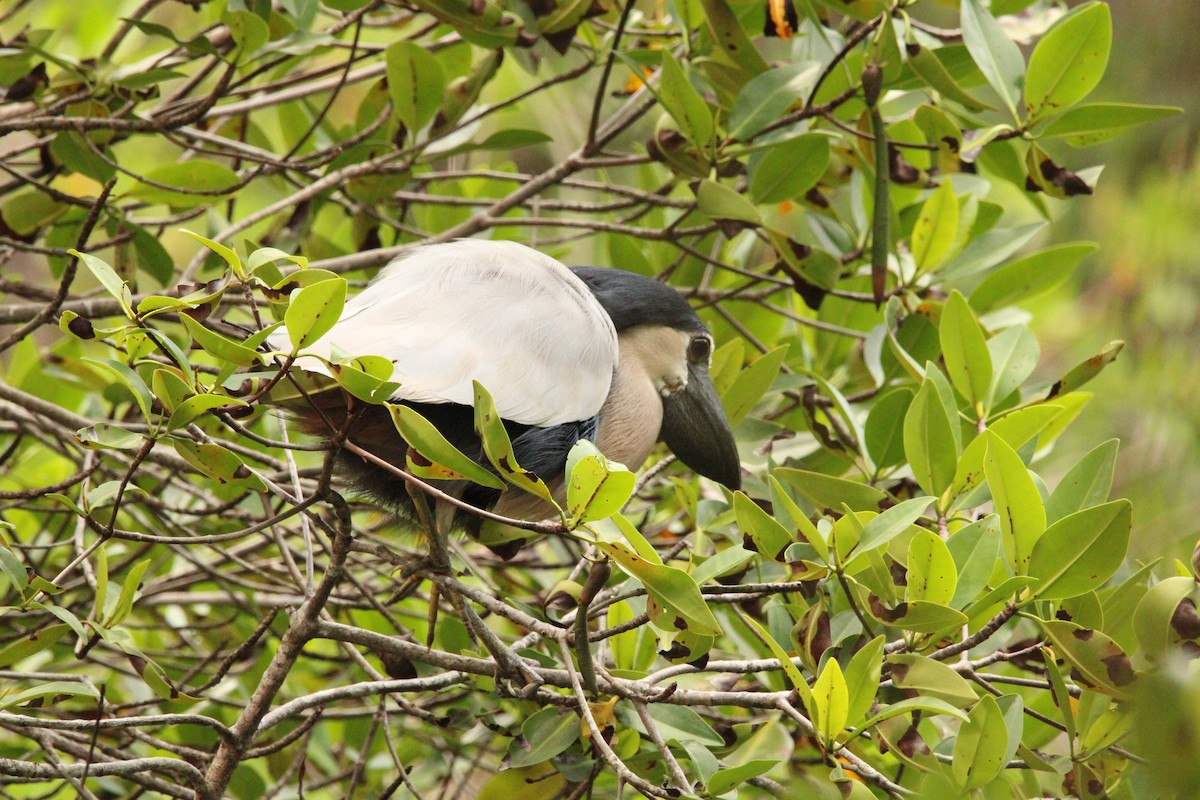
(273, 239), (740, 552)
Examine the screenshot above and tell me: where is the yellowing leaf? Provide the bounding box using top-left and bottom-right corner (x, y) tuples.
(911, 181), (960, 273)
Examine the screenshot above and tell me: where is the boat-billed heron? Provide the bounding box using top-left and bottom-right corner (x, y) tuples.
(277, 240), (740, 545)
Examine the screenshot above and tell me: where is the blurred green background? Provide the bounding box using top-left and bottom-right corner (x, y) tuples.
(1033, 0), (1199, 565)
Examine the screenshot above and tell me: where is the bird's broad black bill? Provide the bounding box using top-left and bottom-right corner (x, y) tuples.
(661, 363), (740, 490)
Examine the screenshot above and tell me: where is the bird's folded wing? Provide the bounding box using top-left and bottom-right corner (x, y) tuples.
(271, 240), (619, 427)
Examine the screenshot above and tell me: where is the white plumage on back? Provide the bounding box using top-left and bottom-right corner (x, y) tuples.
(279, 240), (619, 426)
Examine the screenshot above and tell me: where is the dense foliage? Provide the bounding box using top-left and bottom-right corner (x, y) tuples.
(0, 0), (1190, 798)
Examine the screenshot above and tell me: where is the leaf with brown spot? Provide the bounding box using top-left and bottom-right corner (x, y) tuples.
(1040, 619), (1137, 698)
(1172, 599), (1200, 640)
(64, 313), (95, 339)
(597, 535), (721, 637)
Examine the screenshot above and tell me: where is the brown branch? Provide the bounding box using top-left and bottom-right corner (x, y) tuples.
(200, 501), (352, 800)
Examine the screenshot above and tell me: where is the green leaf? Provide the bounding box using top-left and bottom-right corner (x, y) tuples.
(722, 345), (788, 426)
(906, 530), (957, 606)
(130, 159), (240, 207)
(960, 0), (1026, 119)
(892, 601), (969, 634)
(74, 423), (145, 451)
(246, 246), (307, 274)
(887, 653), (977, 707)
(473, 382), (556, 504)
(769, 476), (829, 563)
(139, 289), (219, 321)
(844, 636), (885, 726)
(941, 222), (1046, 281)
(1024, 2), (1111, 122)
(1046, 340), (1123, 399)
(131, 224), (175, 284)
(173, 439), (265, 491)
(104, 558), (152, 627)
(71, 250), (133, 318)
(998, 695), (1027, 771)
(947, 515), (1001, 609)
(608, 599), (657, 673)
(116, 640), (198, 702)
(385, 41), (445, 133)
(91, 547), (109, 623)
(658, 52), (713, 145)
(906, 41), (994, 112)
(709, 337), (745, 397)
(1098, 560), (1156, 654)
(181, 229), (242, 276)
(856, 495), (933, 554)
(883, 298), (928, 382)
(989, 405), (1063, 453)
(707, 761), (779, 796)
(728, 62), (817, 140)
(749, 134), (830, 204)
(904, 378), (957, 498)
(167, 394), (244, 432)
(1039, 619), (1135, 698)
(660, 629), (716, 669)
(0, 680), (98, 713)
(1040, 102), (1182, 147)
(113, 65), (189, 86)
(911, 181), (960, 273)
(969, 243), (1098, 313)
(60, 309), (109, 341)
(0, 624), (69, 668)
(963, 576), (1036, 621)
(744, 616), (814, 717)
(864, 388), (914, 471)
(387, 404), (505, 491)
(1038, 665), (1077, 748)
(610, 511), (662, 564)
(225, 9), (270, 54)
(595, 538), (721, 636)
(695, 178), (762, 227)
(986, 324), (1040, 408)
(1027, 500), (1131, 600)
(774, 468), (889, 512)
(939, 290), (992, 409)
(952, 694), (1009, 789)
(50, 131), (115, 182)
(3, 189), (67, 237)
(1046, 439), (1119, 524)
(0, 545), (29, 594)
(330, 355), (401, 404)
(1132, 576), (1196, 661)
(83, 358), (154, 422)
(695, 0), (771, 101)
(566, 441), (636, 525)
(813, 656), (849, 745)
(506, 707), (579, 768)
(1080, 701), (1128, 756)
(1035, 393), (1089, 449)
(733, 491), (793, 560)
(690, 545), (756, 586)
(859, 696), (969, 730)
(925, 361), (964, 456)
(983, 431), (1045, 574)
(648, 704), (725, 746)
(180, 315), (263, 367)
(284, 276), (346, 352)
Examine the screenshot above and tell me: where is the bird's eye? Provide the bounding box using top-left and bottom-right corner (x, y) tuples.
(688, 335), (712, 364)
